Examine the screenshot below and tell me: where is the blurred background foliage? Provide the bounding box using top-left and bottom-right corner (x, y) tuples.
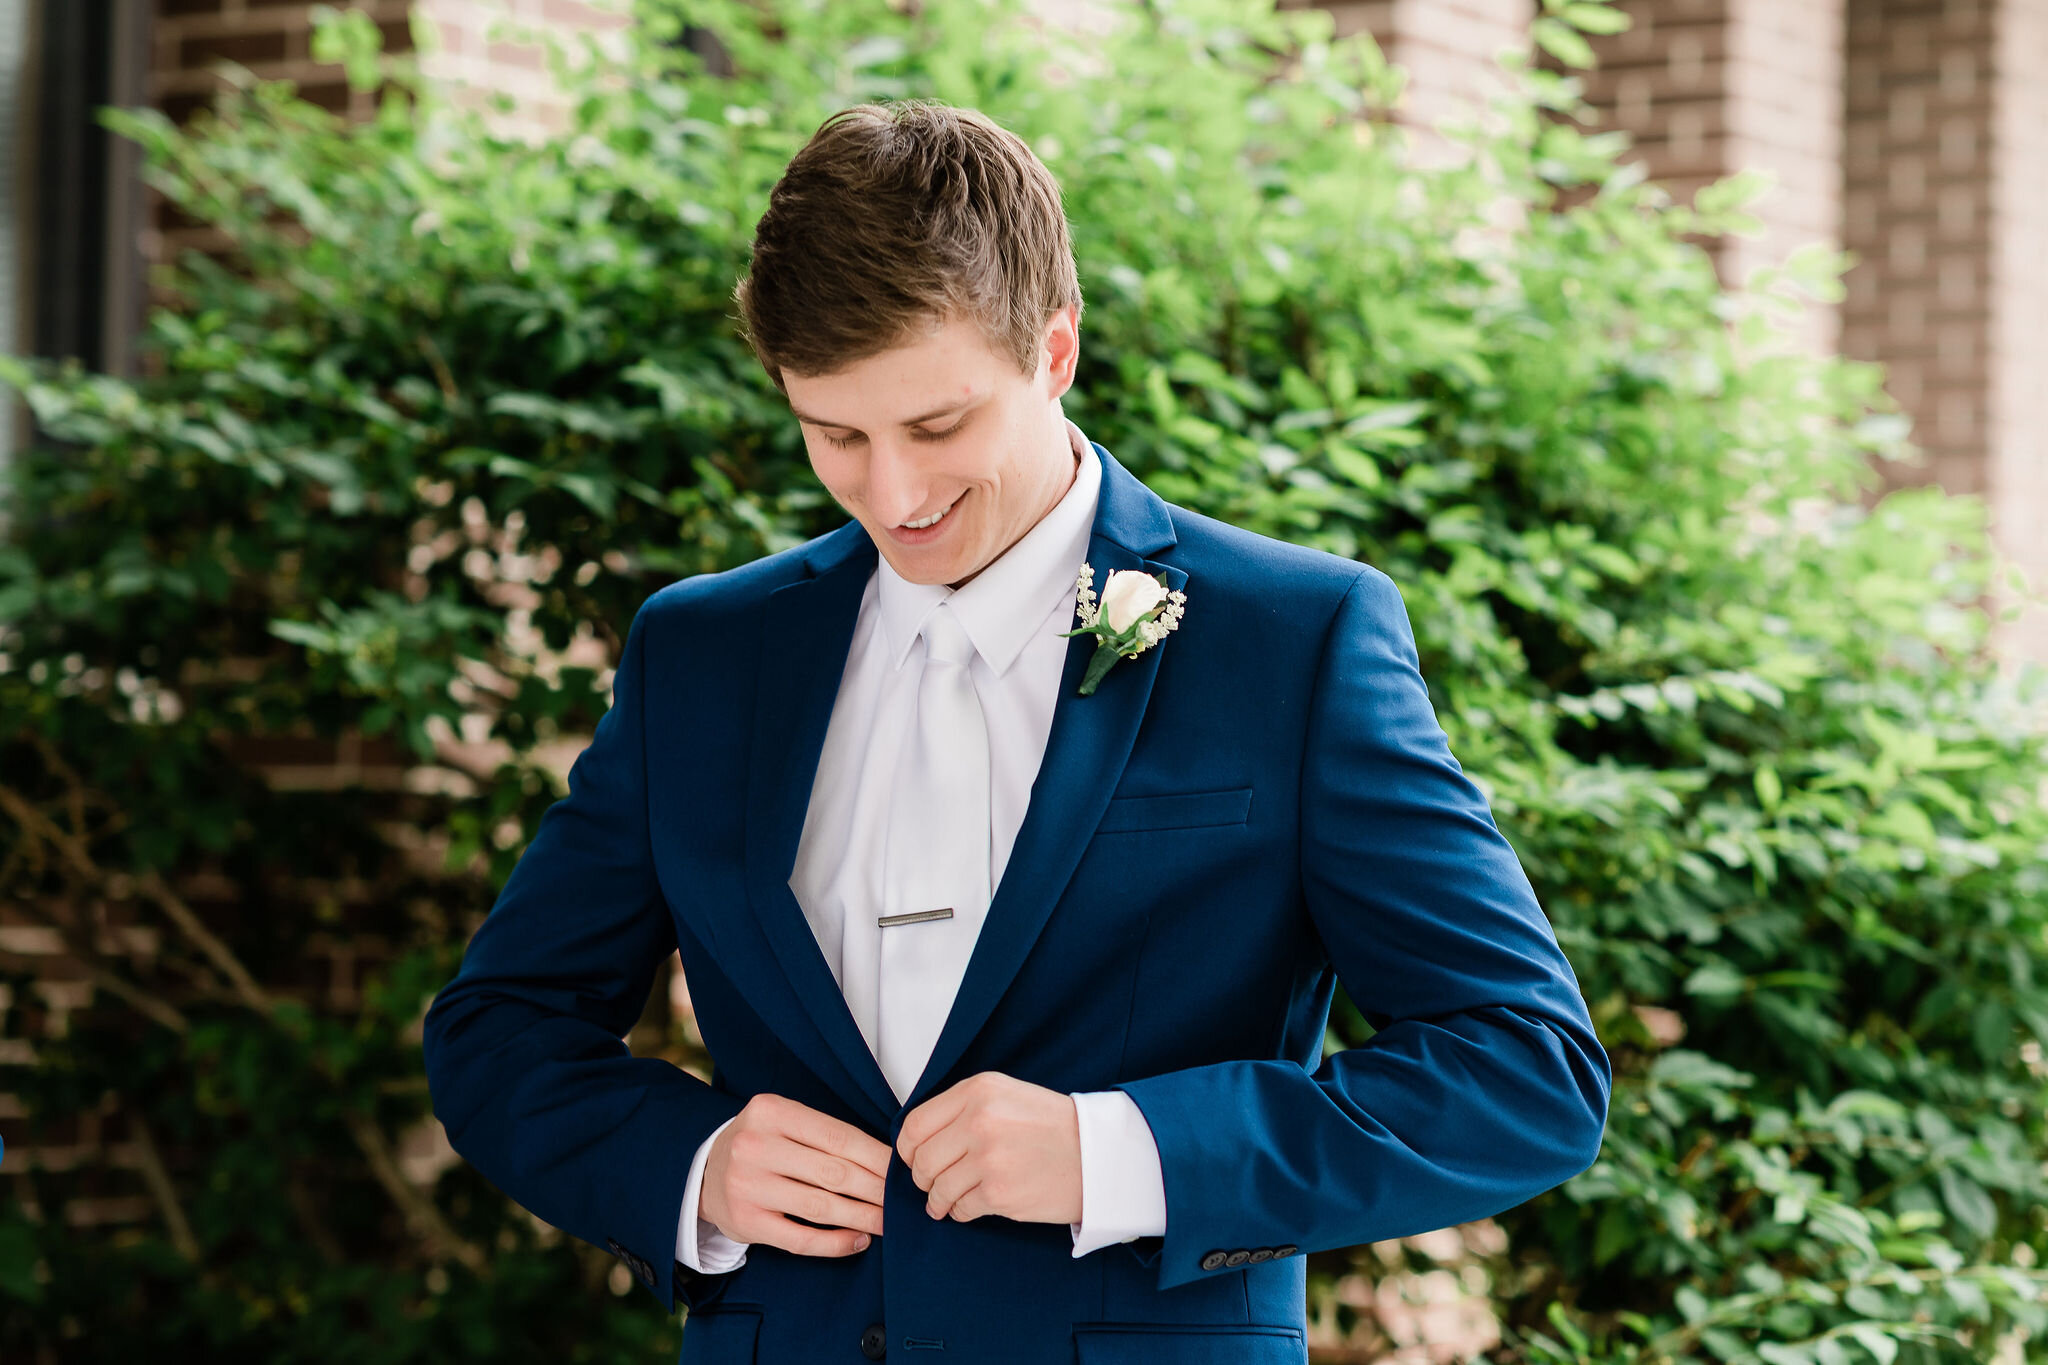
(2, 0), (2046, 1360)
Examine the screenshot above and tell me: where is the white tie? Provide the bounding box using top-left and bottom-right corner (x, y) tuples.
(874, 598), (992, 1106)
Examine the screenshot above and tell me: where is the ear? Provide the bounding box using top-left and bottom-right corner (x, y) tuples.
(1042, 304), (1080, 398)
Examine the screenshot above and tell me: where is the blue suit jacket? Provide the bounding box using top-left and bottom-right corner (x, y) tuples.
(421, 437), (1612, 1364)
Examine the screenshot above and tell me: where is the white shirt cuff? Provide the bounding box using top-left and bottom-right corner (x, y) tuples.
(676, 1115), (751, 1274)
(1068, 1089), (1168, 1258)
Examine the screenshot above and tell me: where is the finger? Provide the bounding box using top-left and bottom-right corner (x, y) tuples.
(760, 1172), (887, 1239)
(762, 1216), (874, 1259)
(906, 1122), (972, 1197)
(925, 1149), (985, 1217)
(930, 1169), (986, 1222)
(897, 1080), (973, 1162)
(836, 1131), (897, 1184)
(770, 1134), (888, 1211)
(785, 1105), (895, 1182)
(715, 1169), (880, 1251)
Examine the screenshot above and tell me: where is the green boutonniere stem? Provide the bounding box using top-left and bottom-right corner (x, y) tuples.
(1059, 623), (1147, 696)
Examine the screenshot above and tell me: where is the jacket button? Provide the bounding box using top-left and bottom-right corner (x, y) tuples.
(1224, 1250), (1251, 1267)
(861, 1322), (887, 1360)
(1274, 1244), (1300, 1258)
(1248, 1248), (1274, 1263)
(1200, 1250), (1229, 1271)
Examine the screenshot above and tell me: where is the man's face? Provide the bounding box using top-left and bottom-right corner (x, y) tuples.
(784, 308), (1081, 591)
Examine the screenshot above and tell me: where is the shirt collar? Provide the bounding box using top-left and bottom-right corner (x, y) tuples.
(875, 416), (1102, 677)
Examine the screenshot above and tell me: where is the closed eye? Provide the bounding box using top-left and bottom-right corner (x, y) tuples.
(820, 422), (966, 449)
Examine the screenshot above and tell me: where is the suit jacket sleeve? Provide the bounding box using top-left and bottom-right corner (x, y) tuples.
(1111, 565), (1612, 1293)
(421, 594), (748, 1315)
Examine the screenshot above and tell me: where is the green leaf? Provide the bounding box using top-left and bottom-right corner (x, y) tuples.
(1323, 442), (1383, 490)
(1754, 763), (1782, 811)
(1936, 1168), (1998, 1240)
(1339, 400), (1430, 435)
(1847, 1324), (1898, 1365)
(1562, 2), (1631, 34)
(1545, 1301), (1590, 1354)
(1533, 16), (1597, 67)
(1684, 963), (1747, 1001)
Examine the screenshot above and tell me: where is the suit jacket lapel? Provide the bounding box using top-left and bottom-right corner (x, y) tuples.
(742, 443), (1182, 1126)
(745, 526), (903, 1129)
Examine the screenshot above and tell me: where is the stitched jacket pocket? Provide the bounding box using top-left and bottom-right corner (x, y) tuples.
(1095, 786), (1253, 835)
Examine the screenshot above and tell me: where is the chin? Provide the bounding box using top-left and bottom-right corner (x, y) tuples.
(882, 550), (955, 586)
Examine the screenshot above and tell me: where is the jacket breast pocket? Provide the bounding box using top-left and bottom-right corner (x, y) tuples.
(1095, 785), (1253, 835)
(1072, 1321), (1306, 1364)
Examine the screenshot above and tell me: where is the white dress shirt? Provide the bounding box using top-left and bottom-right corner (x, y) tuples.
(674, 416), (1169, 1273)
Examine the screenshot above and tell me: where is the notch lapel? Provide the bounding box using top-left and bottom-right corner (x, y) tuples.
(741, 443), (1182, 1128)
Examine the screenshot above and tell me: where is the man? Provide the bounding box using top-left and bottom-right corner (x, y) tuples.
(421, 100), (1610, 1363)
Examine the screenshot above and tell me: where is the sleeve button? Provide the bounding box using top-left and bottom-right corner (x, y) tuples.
(1200, 1250), (1230, 1271)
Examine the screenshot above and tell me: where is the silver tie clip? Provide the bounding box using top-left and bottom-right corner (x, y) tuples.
(878, 907), (955, 928)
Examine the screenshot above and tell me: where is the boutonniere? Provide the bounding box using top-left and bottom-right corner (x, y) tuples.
(1058, 563), (1187, 696)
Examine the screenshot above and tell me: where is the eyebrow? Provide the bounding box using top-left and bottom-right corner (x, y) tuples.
(787, 396), (981, 430)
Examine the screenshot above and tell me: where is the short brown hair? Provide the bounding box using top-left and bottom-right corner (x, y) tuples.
(731, 99), (1084, 393)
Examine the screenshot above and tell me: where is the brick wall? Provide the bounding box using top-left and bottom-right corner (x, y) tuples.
(1841, 0), (1996, 497)
(1575, 0), (1845, 355)
(1841, 0), (2046, 668)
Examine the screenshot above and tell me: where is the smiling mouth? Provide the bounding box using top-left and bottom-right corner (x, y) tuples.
(900, 494), (961, 529)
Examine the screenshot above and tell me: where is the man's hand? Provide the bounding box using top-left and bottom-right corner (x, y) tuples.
(897, 1072), (1083, 1226)
(699, 1093), (890, 1257)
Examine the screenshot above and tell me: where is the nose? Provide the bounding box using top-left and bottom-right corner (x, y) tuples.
(865, 440), (936, 527)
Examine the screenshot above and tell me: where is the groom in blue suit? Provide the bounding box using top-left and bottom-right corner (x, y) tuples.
(421, 101), (1610, 1363)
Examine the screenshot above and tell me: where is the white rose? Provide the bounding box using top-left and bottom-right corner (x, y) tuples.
(1099, 569), (1168, 633)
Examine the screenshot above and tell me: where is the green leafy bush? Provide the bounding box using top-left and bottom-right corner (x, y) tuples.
(2, 0), (2044, 1359)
